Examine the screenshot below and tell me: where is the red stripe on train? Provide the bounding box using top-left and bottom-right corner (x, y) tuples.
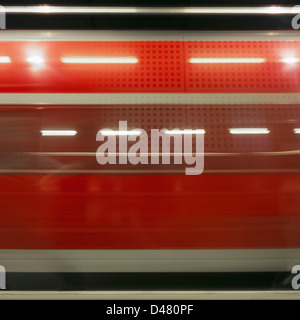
(0, 41), (299, 93)
(0, 174), (299, 249)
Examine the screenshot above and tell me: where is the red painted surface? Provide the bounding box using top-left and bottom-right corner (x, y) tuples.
(0, 39), (299, 252)
(0, 174), (299, 249)
(0, 41), (299, 93)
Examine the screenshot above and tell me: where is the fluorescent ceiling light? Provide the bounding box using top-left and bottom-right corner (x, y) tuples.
(3, 6), (300, 15)
(41, 130), (77, 136)
(100, 130), (142, 136)
(189, 58), (265, 63)
(61, 57), (138, 64)
(293, 128), (300, 134)
(0, 56), (11, 63)
(165, 129), (206, 134)
(229, 128), (270, 134)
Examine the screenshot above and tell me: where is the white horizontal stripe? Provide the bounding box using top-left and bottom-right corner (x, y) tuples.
(100, 130), (141, 136)
(41, 130), (77, 136)
(0, 31), (300, 41)
(189, 58), (265, 64)
(4, 6), (300, 15)
(229, 128), (270, 134)
(281, 57), (300, 64)
(0, 56), (11, 63)
(61, 57), (138, 64)
(0, 249), (299, 272)
(165, 129), (206, 134)
(0, 93), (300, 105)
(26, 55), (45, 64)
(0, 291), (299, 300)
(5, 6), (136, 14)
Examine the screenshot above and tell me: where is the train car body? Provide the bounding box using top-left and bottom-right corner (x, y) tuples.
(0, 31), (299, 284)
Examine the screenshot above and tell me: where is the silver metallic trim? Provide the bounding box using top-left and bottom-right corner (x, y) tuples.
(0, 30), (300, 41)
(0, 249), (299, 273)
(4, 6), (300, 15)
(0, 93), (300, 105)
(0, 291), (300, 300)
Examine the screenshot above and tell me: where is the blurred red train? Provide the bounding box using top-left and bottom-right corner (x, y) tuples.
(0, 30), (299, 275)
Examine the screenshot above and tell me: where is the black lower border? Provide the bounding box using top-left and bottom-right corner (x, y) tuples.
(3, 272), (295, 291)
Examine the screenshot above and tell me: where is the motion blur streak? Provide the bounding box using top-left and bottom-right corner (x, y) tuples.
(3, 6), (300, 15)
(229, 128), (270, 134)
(41, 130), (77, 136)
(0, 40), (300, 94)
(0, 31), (299, 274)
(0, 249), (299, 272)
(189, 58), (266, 63)
(61, 57), (138, 64)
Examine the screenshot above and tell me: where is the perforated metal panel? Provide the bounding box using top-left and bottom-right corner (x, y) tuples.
(1, 40), (300, 94)
(185, 41), (300, 93)
(0, 105), (299, 173)
(187, 105), (300, 152)
(97, 106), (186, 131)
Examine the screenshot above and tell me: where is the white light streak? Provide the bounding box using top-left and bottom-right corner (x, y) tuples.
(281, 57), (299, 64)
(164, 129), (206, 134)
(3, 6), (300, 15)
(0, 56), (11, 63)
(100, 130), (142, 136)
(229, 128), (270, 134)
(41, 130), (77, 136)
(26, 55), (45, 64)
(61, 57), (138, 64)
(189, 58), (266, 64)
